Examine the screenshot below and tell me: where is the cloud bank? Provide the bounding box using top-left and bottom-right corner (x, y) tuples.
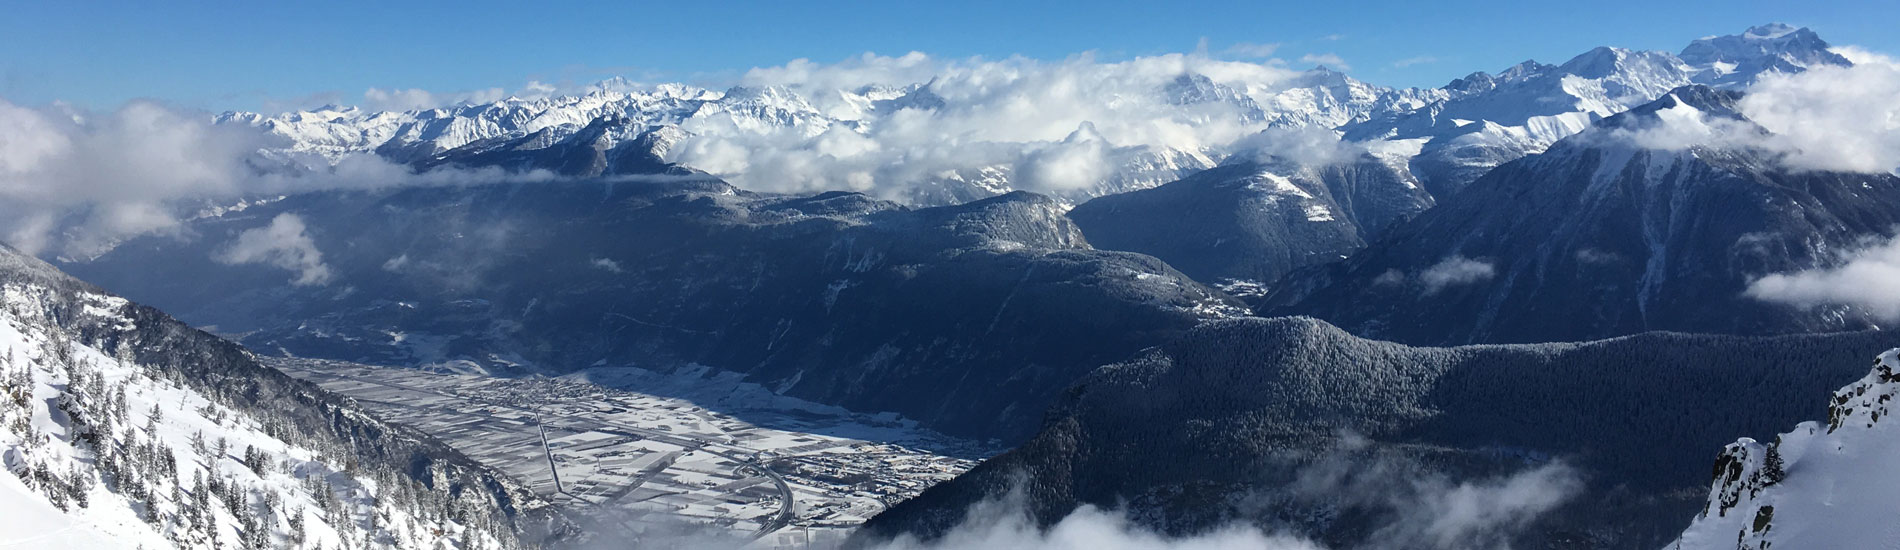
(1420, 256), (1496, 294)
(1746, 234), (1900, 321)
(663, 51), (1312, 199)
(1736, 62), (1900, 172)
(1603, 58), (1900, 174)
(805, 438), (1578, 550)
(1275, 437), (1582, 550)
(0, 97), (547, 261)
(214, 213), (334, 285)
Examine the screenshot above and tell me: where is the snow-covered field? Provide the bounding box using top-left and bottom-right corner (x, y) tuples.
(271, 358), (989, 545)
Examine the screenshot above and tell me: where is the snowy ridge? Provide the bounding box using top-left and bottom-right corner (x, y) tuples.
(217, 24), (1845, 207)
(0, 248), (557, 549)
(1343, 23), (1850, 197)
(1670, 349), (1900, 549)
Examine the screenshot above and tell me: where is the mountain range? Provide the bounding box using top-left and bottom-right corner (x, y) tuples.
(6, 20), (1898, 550)
(216, 24), (1845, 214)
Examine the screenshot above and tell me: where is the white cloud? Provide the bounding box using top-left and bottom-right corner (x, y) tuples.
(871, 497), (1325, 550)
(1392, 56), (1438, 68)
(0, 97), (554, 258)
(1298, 53), (1350, 70)
(1278, 436), (1582, 549)
(213, 213), (333, 286)
(1420, 256), (1495, 294)
(1232, 126), (1364, 166)
(1830, 45), (1898, 67)
(1378, 462), (1579, 547)
(1596, 62), (1900, 174)
(591, 257), (624, 273)
(1746, 235), (1900, 321)
(0, 99), (259, 255)
(1014, 123), (1112, 192)
(1736, 63), (1900, 173)
(844, 435), (1579, 550)
(664, 51), (1305, 200)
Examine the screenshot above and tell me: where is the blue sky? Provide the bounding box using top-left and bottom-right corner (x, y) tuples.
(3, 0), (1893, 112)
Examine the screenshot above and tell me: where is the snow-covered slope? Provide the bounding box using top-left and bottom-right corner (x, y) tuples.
(1669, 349), (1900, 549)
(0, 245), (558, 549)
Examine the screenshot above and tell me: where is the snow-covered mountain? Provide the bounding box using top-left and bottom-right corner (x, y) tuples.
(216, 24), (1844, 211)
(1036, 24), (1854, 297)
(1266, 85), (1900, 345)
(1669, 348), (1900, 549)
(0, 245), (560, 549)
(217, 76), (1256, 205)
(1343, 23), (1852, 198)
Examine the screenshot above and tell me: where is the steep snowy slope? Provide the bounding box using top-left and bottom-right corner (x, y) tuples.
(859, 317), (1898, 550)
(1269, 86), (1900, 345)
(1668, 349), (1900, 549)
(0, 245), (560, 549)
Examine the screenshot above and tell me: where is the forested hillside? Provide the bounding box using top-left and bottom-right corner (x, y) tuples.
(0, 245), (566, 548)
(860, 317), (1896, 549)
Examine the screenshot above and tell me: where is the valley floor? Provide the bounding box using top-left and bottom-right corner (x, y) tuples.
(268, 358), (989, 547)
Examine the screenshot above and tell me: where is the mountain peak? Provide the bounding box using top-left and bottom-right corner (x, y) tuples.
(1554, 46), (1679, 80)
(1498, 59), (1549, 79)
(1680, 23), (1849, 70)
(1744, 22), (1800, 39)
(1613, 84), (1746, 122)
(1062, 121), (1105, 144)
